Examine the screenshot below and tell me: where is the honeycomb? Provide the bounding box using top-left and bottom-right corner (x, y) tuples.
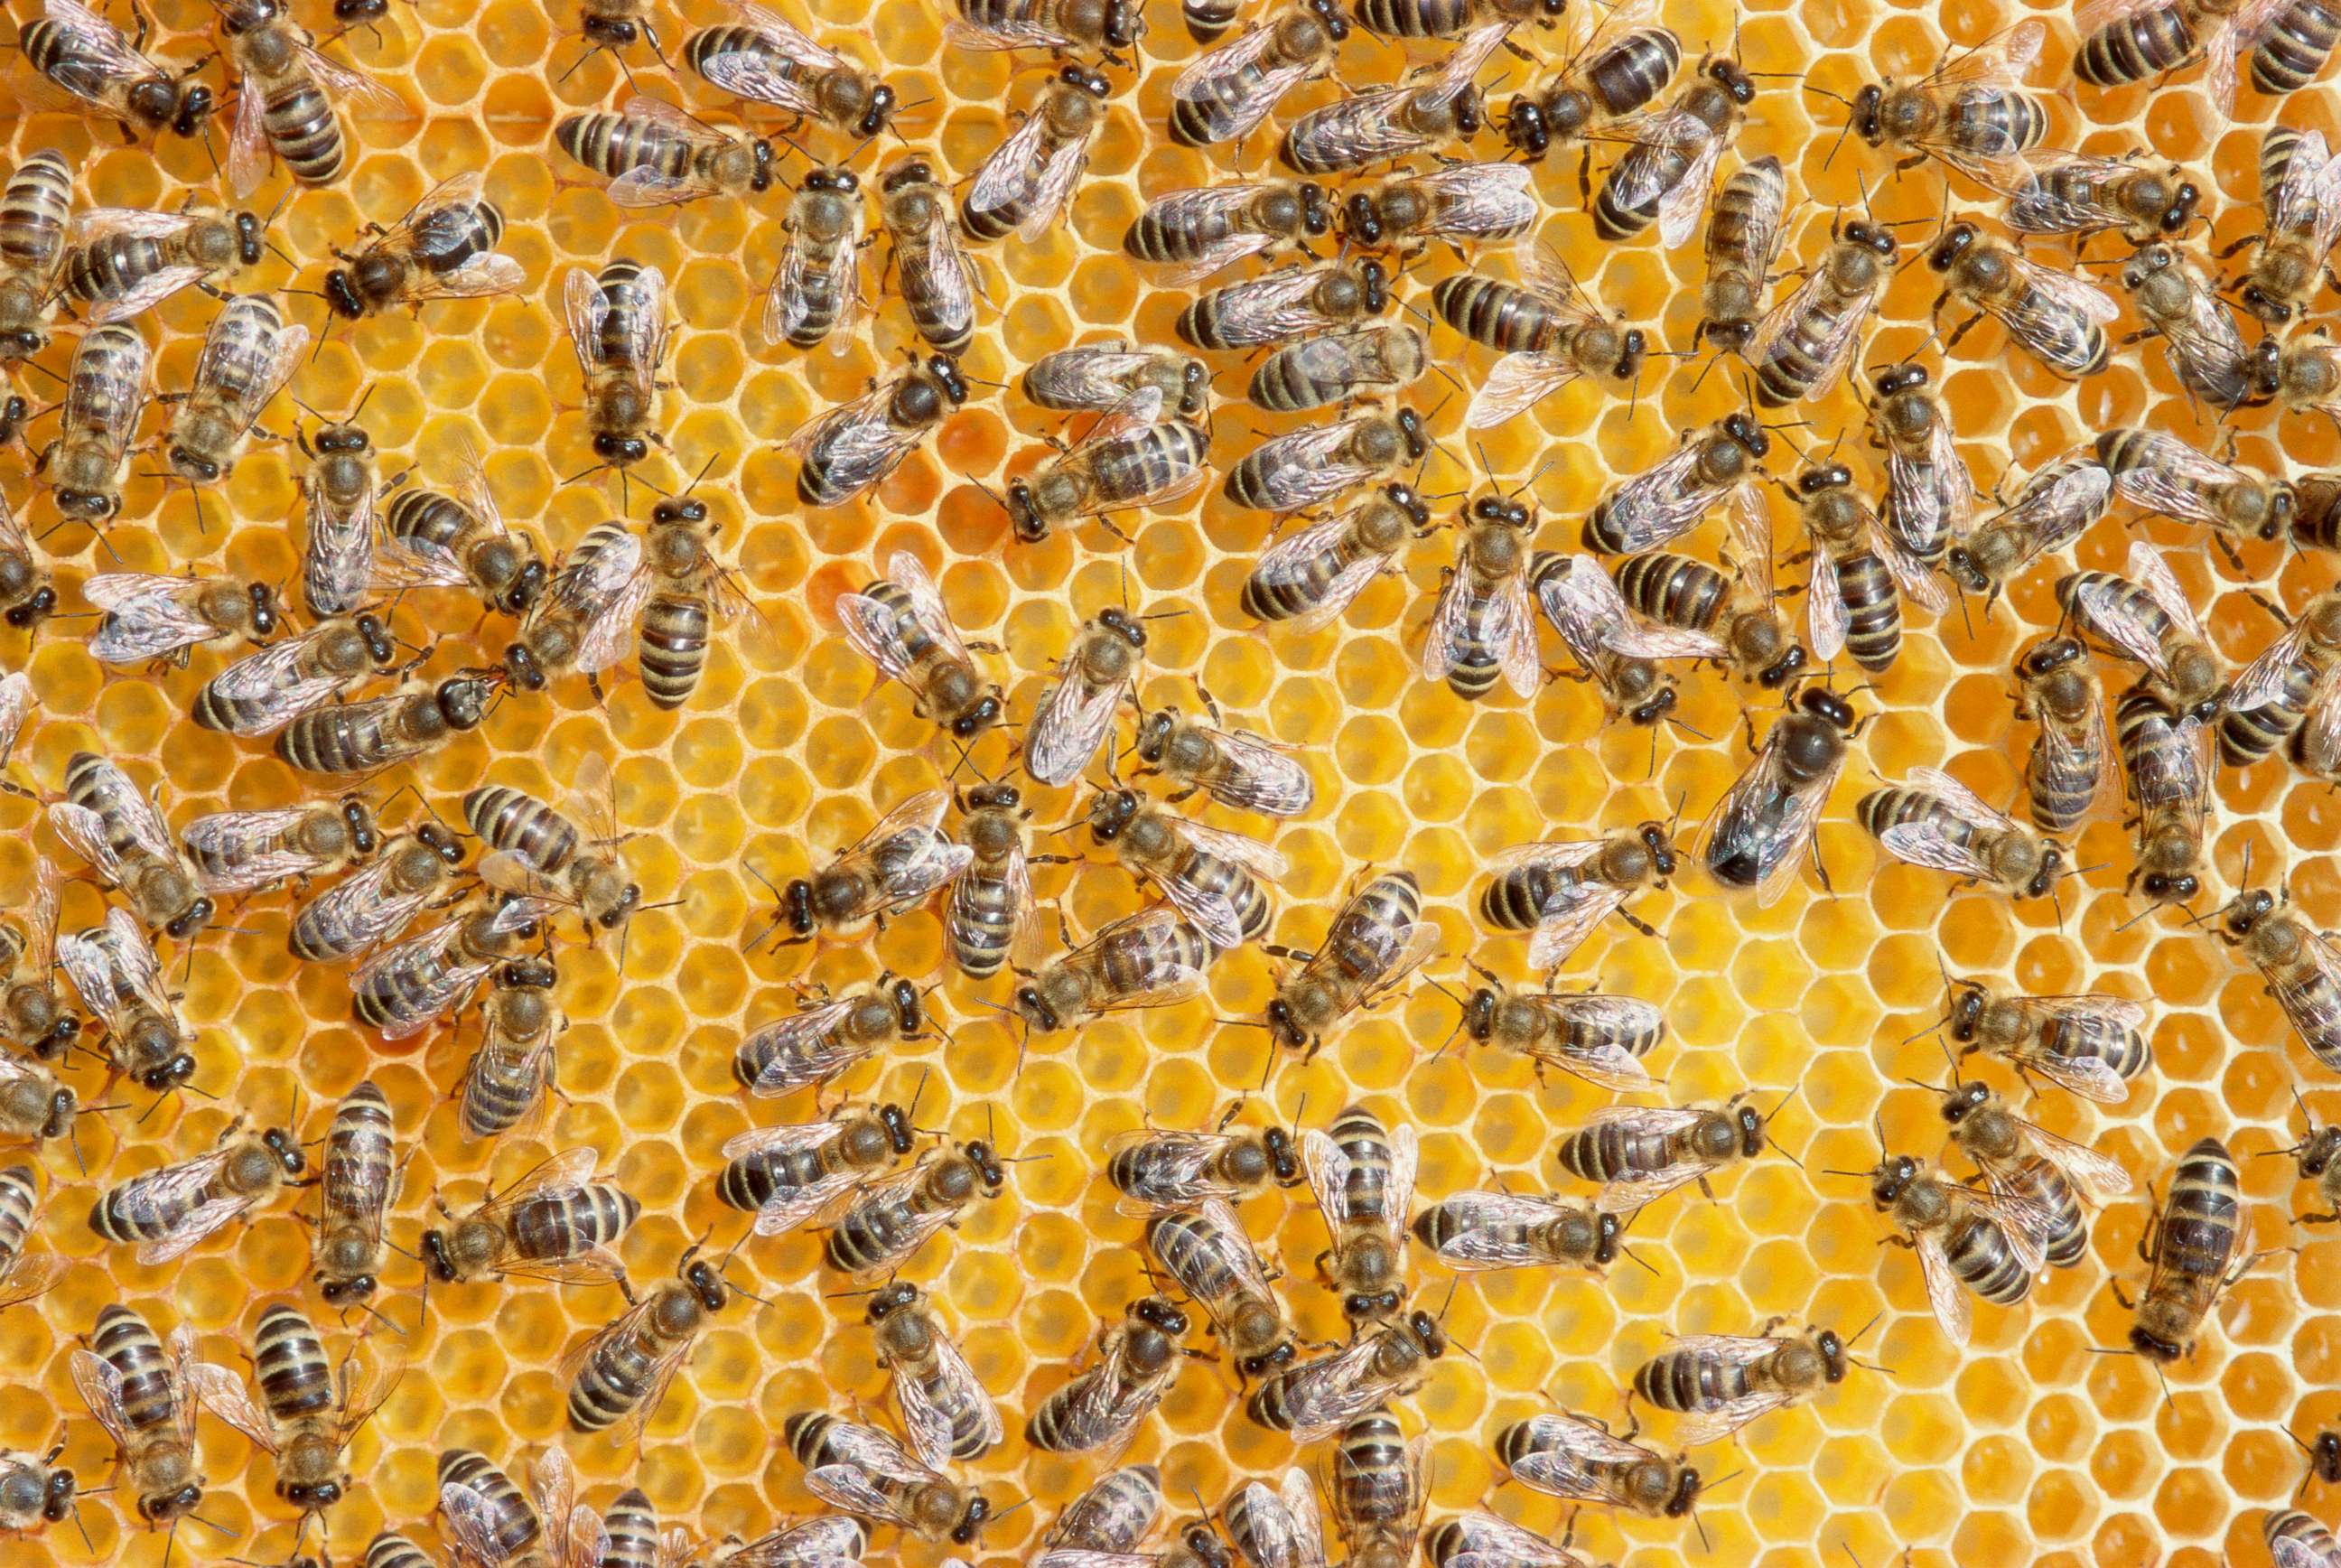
(3, 0), (2341, 1561)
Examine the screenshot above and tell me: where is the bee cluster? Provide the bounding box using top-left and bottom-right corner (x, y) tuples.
(11, 0), (2341, 1561)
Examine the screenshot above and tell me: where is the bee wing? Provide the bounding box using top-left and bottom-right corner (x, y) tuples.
(1926, 18), (2045, 91)
(785, 389), (915, 495)
(1420, 161), (1538, 239)
(65, 206), (195, 243)
(2101, 434), (2233, 525)
(563, 265), (613, 374)
(415, 249), (527, 299)
(737, 995), (869, 1096)
(1189, 724), (1316, 816)
(2016, 1121), (2132, 1202)
(69, 1346), (143, 1453)
(1467, 351), (1590, 430)
(229, 64), (273, 197)
(443, 1481), (526, 1564)
(1654, 127), (1727, 250)
(1248, 419), (1403, 515)
(0, 671), (28, 769)
(1172, 28), (1318, 145)
(2269, 927), (2341, 1046)
(1515, 873), (1624, 971)
(1027, 659), (1128, 788)
(84, 574), (220, 664)
(1420, 1190), (1577, 1267)
(181, 807), (328, 893)
(2158, 266), (2252, 383)
(965, 111), (1055, 233)
(1301, 1126), (1355, 1230)
(35, 0), (158, 83)
(1527, 994), (1662, 1089)
(1141, 187), (1287, 286)
(1248, 515), (1389, 636)
(2122, 540), (2210, 648)
(2290, 132), (2341, 269)
(1168, 816), (1290, 882)
(2003, 151), (2135, 235)
(0, 1246), (64, 1312)
(185, 1356), (278, 1452)
(570, 1304), (698, 1448)
(572, 529), (655, 675)
(945, 9), (1083, 47)
(1910, 1227), (1973, 1347)
(1017, 133), (1097, 244)
(1541, 553), (1721, 664)
(1868, 510), (1949, 615)
(1589, 442), (1714, 554)
(1260, 1336), (1398, 1439)
(2228, 622), (2311, 714)
(1505, 1414), (1655, 1501)
(1287, 89), (1436, 172)
(1165, 1196), (1278, 1312)
(2127, 706), (2208, 830)
(2003, 249), (2123, 330)
(2271, 1530), (2341, 1568)
(1213, 265), (1346, 345)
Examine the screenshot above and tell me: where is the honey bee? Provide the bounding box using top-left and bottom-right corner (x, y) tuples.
(1612, 539), (1803, 691)
(1005, 415), (1214, 544)
(312, 1079), (398, 1311)
(1226, 406), (1428, 516)
(274, 669), (501, 776)
(1027, 1295), (1188, 1458)
(962, 64), (1112, 243)
(566, 1247), (733, 1439)
(565, 0), (667, 78)
(48, 752), (210, 939)
(2012, 637), (2110, 835)
(1630, 1321), (1861, 1444)
(37, 321), (147, 525)
(0, 150), (72, 366)
(1938, 1077), (2131, 1273)
(863, 1283), (1002, 1466)
(1926, 220), (2117, 378)
(788, 352), (969, 508)
(1497, 1412), (1700, 1521)
(0, 1049), (75, 1158)
(191, 613), (398, 738)
(1504, 0), (1682, 182)
(1106, 1109), (1301, 1214)
(2112, 682), (2210, 905)
(1263, 871), (1435, 1056)
(1240, 482), (1429, 631)
(699, 1516), (871, 1568)
(465, 761), (640, 938)
(765, 165), (864, 350)
(69, 1306), (206, 1525)
(0, 1438), (76, 1536)
(1480, 820), (1676, 968)
(1223, 1467), (1323, 1568)
(1143, 1196), (1296, 1377)
(1179, 257), (1388, 350)
(1278, 23), (1500, 176)
(184, 1302), (392, 1521)
(2073, 0), (2256, 116)
(1592, 56), (1754, 247)
(1087, 789), (1287, 950)
(458, 953), (563, 1138)
(1412, 1189), (1622, 1272)
(1301, 1103), (1416, 1324)
(1748, 219), (1896, 408)
(60, 202), (266, 327)
(439, 1445), (583, 1568)
(1012, 905), (1221, 1035)
(556, 93), (778, 205)
(1581, 411), (1768, 555)
(1554, 1094), (1781, 1211)
(1340, 161), (1537, 251)
(320, 169), (524, 319)
(179, 797), (377, 897)
(769, 789), (972, 945)
(1021, 607), (1144, 782)
(2120, 242), (2253, 409)
(2225, 126), (2341, 325)
(1943, 453), (2112, 600)
(2278, 1090), (2341, 1225)
(1696, 154), (1786, 352)
(2123, 1137), (2250, 1363)
(56, 909), (198, 1092)
(298, 408), (387, 620)
(500, 521), (653, 693)
(837, 550), (1003, 742)
(682, 1), (900, 138)
(2220, 587), (2341, 766)
(872, 161), (977, 356)
(1124, 179), (1332, 288)
(1436, 248), (1646, 428)
(1248, 1310), (1444, 1439)
(2220, 883), (2341, 1072)
(352, 891), (549, 1040)
(564, 258), (671, 490)
(1864, 1149), (2052, 1345)
(1533, 551), (1720, 726)
(1423, 1511), (1596, 1568)
(1858, 767), (2067, 901)
(1025, 341), (1208, 424)
(732, 975), (928, 1097)
(947, 0), (1146, 53)
(423, 1146), (639, 1290)
(1847, 21), (2047, 193)
(0, 1165), (62, 1309)
(2006, 149), (2201, 246)
(0, 856), (77, 1062)
(1455, 968), (1663, 1090)
(1701, 686), (1857, 902)
(1247, 324), (1425, 413)
(1943, 975), (2151, 1101)
(84, 571), (280, 669)
(1045, 1464), (1161, 1555)
(215, 0), (407, 197)
(1424, 493), (1538, 704)
(1792, 460), (1946, 674)
(1131, 702), (1311, 822)
(20, 0), (213, 141)
(89, 1118), (306, 1264)
(1865, 362), (1978, 567)
(718, 1100), (916, 1235)
(1170, 0), (1347, 147)
(2270, 1511), (2341, 1568)
(2099, 426), (2294, 548)
(637, 491), (753, 710)
(1357, 0), (1562, 33)
(377, 442), (550, 616)
(785, 1413), (993, 1544)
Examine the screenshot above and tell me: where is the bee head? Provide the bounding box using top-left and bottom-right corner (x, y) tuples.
(172, 85), (214, 139)
(874, 1101), (917, 1154)
(2140, 870), (2197, 901)
(340, 798), (379, 857)
(930, 353), (970, 405)
(322, 268), (366, 321)
(1264, 998), (1305, 1050)
(1799, 685), (1856, 732)
(1296, 181), (1331, 237)
(440, 676), (493, 728)
(1627, 683), (1676, 726)
(2313, 1430), (2341, 1483)
(1341, 190), (1383, 246)
(147, 1484), (204, 1522)
(1665, 1468), (1702, 1517)
(421, 1228), (456, 1282)
(166, 898), (214, 940)
(1005, 478), (1048, 544)
(145, 1053), (198, 1091)
(1592, 1209), (1621, 1265)
(0, 328), (45, 359)
(1503, 96), (1551, 156)
(952, 1495), (993, 1545)
(500, 955), (558, 990)
(1103, 0), (1143, 46)
(1460, 985), (1498, 1041)
(1938, 1078), (1990, 1124)
(417, 821), (465, 864)
(319, 1272), (376, 1304)
(1872, 362), (1926, 397)
(685, 1258), (728, 1311)
(1186, 1527), (1233, 1568)
(953, 689), (1003, 737)
(966, 1140), (1006, 1191)
(1734, 1102), (1766, 1156)
(1087, 788), (1139, 843)
(2161, 179), (2201, 232)
(1471, 494), (1528, 528)
(1450, 86), (1483, 136)
(235, 210), (265, 266)
(1637, 819), (1676, 876)
(1797, 462), (1852, 495)
(1409, 1308), (1446, 1356)
(1098, 605), (1147, 648)
(1133, 708), (1175, 762)
(1926, 221), (1978, 272)
(592, 432), (649, 464)
(1842, 219), (1897, 258)
(1756, 641), (1805, 688)
(867, 1281), (919, 1321)
(1304, 0), (1349, 35)
(749, 138), (778, 192)
(1066, 64), (1112, 98)
(4, 583), (56, 628)
(889, 976), (922, 1034)
(1711, 58), (1755, 103)
(41, 1087), (74, 1142)
(41, 1468), (75, 1521)
(884, 158), (935, 191)
(1612, 327), (1646, 382)
(1261, 1125), (1301, 1183)
(356, 612), (396, 666)
(1013, 984), (1059, 1032)
(2018, 636), (2084, 678)
(1721, 410), (1768, 457)
(2026, 842), (2066, 899)
(2127, 1324), (2185, 1363)
(1133, 1295), (1189, 1335)
(582, 13), (637, 41)
(807, 167), (858, 193)
(966, 780), (1020, 813)
(262, 1126), (308, 1178)
(247, 581), (281, 637)
(1816, 1328), (1848, 1381)
(501, 557), (549, 615)
(1357, 258), (1389, 314)
(54, 487), (122, 522)
(1868, 1153), (1919, 1207)
(1850, 82), (1884, 144)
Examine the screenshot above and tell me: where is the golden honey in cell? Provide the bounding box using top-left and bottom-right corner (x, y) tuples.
(866, 1282), (1003, 1464)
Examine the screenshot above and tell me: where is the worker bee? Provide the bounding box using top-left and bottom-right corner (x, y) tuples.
(69, 1306), (205, 1525)
(1279, 23), (1500, 176)
(48, 752), (210, 940)
(456, 952), (564, 1138)
(1748, 218), (1896, 408)
(0, 857), (75, 1063)
(962, 64), (1112, 243)
(866, 1283), (1002, 1466)
(697, 1517), (872, 1568)
(767, 789), (971, 945)
(274, 669), (501, 776)
(1939, 1078), (2131, 1272)
(635, 490), (753, 710)
(1180, 257), (1388, 350)
(1630, 1321), (1861, 1444)
(59, 203), (261, 329)
(178, 797), (377, 897)
(1943, 452), (2112, 600)
(84, 571), (279, 669)
(1022, 607), (1147, 783)
(2278, 1091), (2341, 1227)
(1129, 698), (1315, 819)
(2220, 587), (2341, 765)
(465, 759), (640, 936)
(20, 0), (213, 140)
(1124, 179), (1332, 287)
(720, 1101), (917, 1235)
(1701, 686), (1859, 902)
(0, 1050), (74, 1156)
(1412, 1189), (1622, 1272)
(1027, 1295), (1188, 1458)
(1170, 0), (1347, 147)
(1423, 1512), (1596, 1568)
(352, 891), (549, 1040)
(1005, 415), (1214, 543)
(1247, 324), (1425, 413)
(499, 521), (653, 693)
(1087, 789), (1286, 950)
(1497, 1412), (1700, 1521)
(0, 1165), (61, 1311)
(1436, 248), (1646, 428)
(2246, 331), (2341, 426)
(1793, 460), (1946, 674)
(0, 150), (70, 367)
(1863, 1150), (2051, 1345)
(1504, 0), (1682, 182)
(1480, 821), (1675, 968)
(2220, 884), (2341, 1072)
(566, 1247), (733, 1439)
(2225, 126), (2341, 326)
(0, 497), (52, 635)
(439, 1446), (584, 1568)
(2113, 682), (2211, 904)
(1012, 905), (1220, 1035)
(827, 1134), (1010, 1276)
(1926, 220), (2117, 378)
(1696, 154), (1786, 352)
(2120, 242), (2252, 409)
(1533, 551), (1721, 726)
(191, 613), (398, 738)
(423, 1146), (638, 1290)
(1225, 406), (1428, 516)
(947, 0), (1146, 53)
(321, 168), (521, 319)
(2099, 426), (2294, 546)
(376, 443), (549, 616)
(1865, 362), (1978, 567)
(1106, 1109), (1301, 1214)
(563, 0), (667, 79)
(312, 1080), (398, 1310)
(2270, 1511), (2341, 1568)
(564, 258), (671, 491)
(1262, 870), (1434, 1055)
(1847, 21), (2047, 193)
(1224, 1467), (1323, 1568)
(1025, 341), (1208, 424)
(1944, 975), (2152, 1101)
(2007, 149), (2201, 246)
(2073, 0), (2257, 115)
(1356, 0), (1563, 34)
(2124, 1137), (2250, 1362)
(1301, 1102), (1416, 1324)
(1423, 493), (1538, 703)
(2012, 637), (2111, 835)
(1612, 536), (1803, 691)
(1247, 1309), (1443, 1439)
(556, 93), (778, 205)
(786, 1413), (993, 1544)
(297, 409), (387, 620)
(765, 165), (864, 350)
(38, 321), (147, 524)
(838, 554), (1003, 750)
(1858, 768), (2068, 901)
(1045, 1464), (1161, 1555)
(682, 1), (899, 138)
(1592, 56), (1754, 247)
(1144, 1196), (1296, 1377)
(1455, 969), (1663, 1090)
(0, 1437), (75, 1536)
(215, 0), (407, 197)
(89, 1118), (306, 1264)
(1240, 482), (1429, 631)
(56, 909), (198, 1092)
(1554, 1093), (1782, 1211)
(1339, 161), (1537, 251)
(872, 160), (977, 355)
(1581, 412), (1767, 555)
(732, 975), (929, 1097)
(184, 1302), (391, 1521)
(788, 352), (968, 509)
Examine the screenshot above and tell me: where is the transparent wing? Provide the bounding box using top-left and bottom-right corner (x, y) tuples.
(1420, 1190), (1589, 1267)
(965, 111), (1053, 230)
(2005, 150), (2134, 235)
(2125, 539), (2210, 646)
(1170, 816), (1290, 881)
(1250, 1335), (1395, 1439)
(69, 1347), (139, 1453)
(1465, 351), (1586, 429)
(1505, 1413), (1657, 1502)
(1905, 766), (2019, 835)
(2229, 622), (2312, 714)
(84, 575), (220, 664)
(1152, 1197), (1275, 1316)
(890, 549), (974, 667)
(66, 757), (180, 866)
(2000, 254), (2122, 349)
(1171, 28), (1320, 145)
(1066, 909), (1213, 1012)
(184, 1357), (277, 1451)
(1524, 994), (1662, 1089)
(1656, 131), (1726, 249)
(1301, 1126), (1354, 1232)
(737, 994), (866, 1096)
(1026, 660), (1128, 787)
(0, 672), (28, 766)
(2016, 1120), (2133, 1202)
(1587, 441), (1714, 553)
(181, 808), (334, 892)
(1238, 418), (1403, 515)
(1017, 135), (1095, 244)
(1911, 1227), (1973, 1347)
(36, 0), (155, 84)
(1539, 553), (1721, 664)
(1199, 265), (1347, 346)
(1600, 106), (1707, 214)
(1189, 724), (1315, 816)
(895, 1329), (998, 1469)
(1420, 161), (1539, 239)
(1525, 877), (1630, 971)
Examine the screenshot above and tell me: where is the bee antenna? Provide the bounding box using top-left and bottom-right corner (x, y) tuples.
(1619, 1238), (1661, 1276)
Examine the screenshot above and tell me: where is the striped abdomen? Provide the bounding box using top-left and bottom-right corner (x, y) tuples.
(2036, 1008), (2151, 1085)
(1316, 873), (1422, 993)
(1432, 275), (1562, 355)
(1553, 1117), (1674, 1183)
(323, 1082), (395, 1227)
(60, 234), (168, 305)
(947, 865), (1021, 980)
(1582, 29), (1681, 115)
(601, 1488), (661, 1568)
(260, 69), (345, 184)
(1240, 527), (1381, 623)
(0, 151), (70, 273)
(436, 1450), (538, 1556)
(1997, 1154), (2087, 1269)
(2075, 0), (2203, 85)
(2004, 284), (2112, 376)
(410, 198), (502, 276)
(1633, 1343), (1754, 1413)
(365, 1534), (440, 1568)
(1856, 789), (1977, 854)
(2057, 572), (2176, 651)
(1831, 547), (1903, 671)
(2220, 656), (2324, 764)
(1326, 1104), (1398, 1222)
(1125, 199), (1241, 263)
(1593, 140), (1690, 239)
(92, 1304), (178, 1433)
(1945, 1209), (2034, 1304)
(509, 1183), (639, 1263)
(1943, 89), (2047, 160)
(556, 112), (693, 182)
(253, 1303), (332, 1422)
(2155, 1137), (2240, 1284)
(464, 785), (579, 872)
(1329, 1412), (1413, 1525)
(1481, 861), (1586, 930)
(639, 588), (710, 709)
(0, 1164), (39, 1267)
(1615, 551), (1730, 632)
(717, 1143), (833, 1214)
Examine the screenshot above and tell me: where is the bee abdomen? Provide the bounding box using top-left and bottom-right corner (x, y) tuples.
(602, 1488), (660, 1568)
(0, 1164), (38, 1259)
(0, 151), (71, 272)
(2001, 1155), (2088, 1269)
(639, 589), (711, 708)
(825, 1197), (914, 1273)
(1480, 863), (1566, 931)
(512, 1184), (639, 1260)
(2218, 661), (2318, 764)
(1946, 1210), (2034, 1303)
(437, 1450), (537, 1555)
(570, 1324), (659, 1431)
(2159, 1137), (2240, 1277)
(1835, 553), (1903, 671)
(61, 235), (164, 305)
(1592, 145), (1682, 241)
(1584, 29), (1682, 114)
(365, 1534), (440, 1568)
(1632, 1347), (1748, 1413)
(265, 79), (346, 184)
(1855, 788), (1972, 850)
(2075, 6), (2201, 85)
(2038, 1011), (2151, 1083)
(716, 1145), (822, 1214)
(465, 785), (578, 871)
(276, 703), (388, 775)
(1616, 552), (1728, 631)
(555, 112), (687, 182)
(1432, 275), (1553, 355)
(254, 1303), (332, 1419)
(947, 874), (1018, 980)
(91, 1304), (174, 1431)
(1553, 1119), (1668, 1182)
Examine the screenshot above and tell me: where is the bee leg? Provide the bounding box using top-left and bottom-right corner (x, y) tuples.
(1939, 311), (1982, 351)
(1576, 146), (1594, 210)
(2215, 231), (2264, 261)
(615, 1268), (639, 1306)
(2108, 1277), (2136, 1309)
(2298, 1208), (2341, 1226)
